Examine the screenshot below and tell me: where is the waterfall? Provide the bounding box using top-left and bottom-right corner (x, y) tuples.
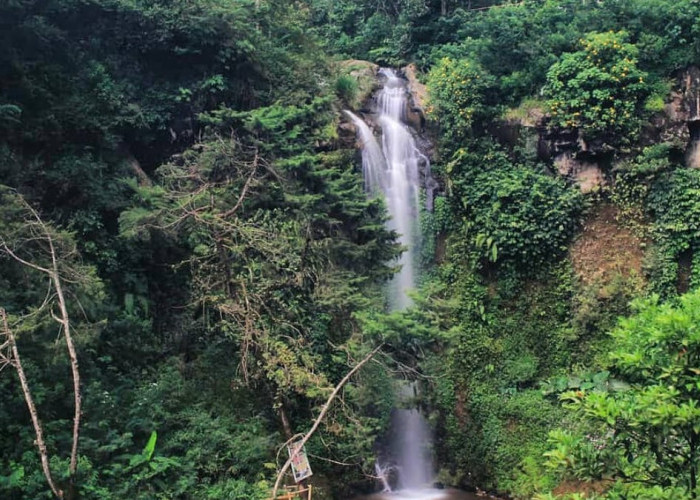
(346, 69), (441, 499)
(346, 69), (427, 310)
(343, 110), (387, 192)
(393, 382), (433, 491)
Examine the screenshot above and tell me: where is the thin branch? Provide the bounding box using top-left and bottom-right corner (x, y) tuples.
(274, 433), (306, 468)
(270, 345), (383, 498)
(306, 453), (361, 467)
(0, 242), (52, 275)
(222, 148), (260, 218)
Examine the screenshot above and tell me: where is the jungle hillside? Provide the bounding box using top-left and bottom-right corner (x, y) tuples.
(2, 0), (700, 499)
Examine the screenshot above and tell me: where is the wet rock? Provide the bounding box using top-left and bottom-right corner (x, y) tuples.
(650, 90), (690, 146)
(688, 121), (700, 168)
(537, 122), (582, 160)
(403, 63), (428, 132)
(337, 118), (359, 148)
(681, 67), (700, 167)
(648, 66), (700, 163)
(681, 66), (700, 121)
(403, 64), (428, 110)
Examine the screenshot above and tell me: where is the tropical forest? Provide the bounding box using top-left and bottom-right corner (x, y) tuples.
(2, 0), (700, 499)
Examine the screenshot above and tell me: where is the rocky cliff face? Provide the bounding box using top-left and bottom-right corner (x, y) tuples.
(337, 60), (380, 110)
(678, 67), (700, 168)
(500, 66), (700, 191)
(341, 63), (700, 192)
(648, 66), (700, 150)
(403, 63), (428, 133)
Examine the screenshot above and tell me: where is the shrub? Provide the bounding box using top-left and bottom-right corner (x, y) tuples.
(334, 74), (358, 105)
(544, 31), (651, 145)
(447, 149), (585, 270)
(426, 57), (494, 149)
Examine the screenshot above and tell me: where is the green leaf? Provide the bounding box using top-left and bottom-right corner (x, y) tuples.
(143, 431), (157, 461)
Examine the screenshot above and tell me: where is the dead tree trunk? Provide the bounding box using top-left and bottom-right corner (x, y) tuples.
(0, 195), (82, 489)
(47, 241), (82, 479)
(0, 308), (63, 499)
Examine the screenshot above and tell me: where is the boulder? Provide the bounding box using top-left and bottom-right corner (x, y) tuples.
(554, 152), (605, 193)
(648, 66), (700, 164)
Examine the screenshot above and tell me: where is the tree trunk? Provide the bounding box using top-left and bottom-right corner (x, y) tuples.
(279, 404), (294, 441)
(691, 431), (698, 499)
(46, 230), (81, 484)
(1, 309), (62, 499)
(1, 198), (83, 490)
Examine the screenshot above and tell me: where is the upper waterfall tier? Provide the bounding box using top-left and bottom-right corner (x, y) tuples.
(369, 69), (428, 310)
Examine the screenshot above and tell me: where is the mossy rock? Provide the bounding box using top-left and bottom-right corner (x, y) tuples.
(335, 60), (380, 110)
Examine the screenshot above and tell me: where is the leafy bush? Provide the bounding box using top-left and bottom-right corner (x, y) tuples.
(545, 291), (700, 498)
(544, 31), (651, 144)
(335, 75), (358, 105)
(647, 167), (700, 295)
(426, 57), (495, 148)
(447, 149), (584, 270)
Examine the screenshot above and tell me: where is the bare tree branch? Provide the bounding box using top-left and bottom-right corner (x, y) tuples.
(1, 193), (83, 485)
(270, 345), (383, 499)
(0, 242), (52, 274)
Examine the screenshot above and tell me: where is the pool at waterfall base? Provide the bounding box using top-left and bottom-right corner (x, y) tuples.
(353, 488), (495, 500)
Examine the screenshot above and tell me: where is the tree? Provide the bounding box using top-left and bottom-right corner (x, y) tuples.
(0, 308), (62, 498)
(545, 291), (700, 499)
(0, 186), (104, 498)
(119, 97), (401, 495)
(426, 57), (493, 148)
(544, 31), (651, 145)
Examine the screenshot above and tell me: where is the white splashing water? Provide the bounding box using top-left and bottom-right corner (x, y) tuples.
(378, 70), (423, 311)
(394, 408), (434, 490)
(353, 68), (427, 310)
(346, 69), (436, 497)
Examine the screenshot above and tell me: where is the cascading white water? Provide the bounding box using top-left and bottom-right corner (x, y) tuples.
(377, 69), (425, 311)
(343, 110), (387, 193)
(346, 69), (439, 499)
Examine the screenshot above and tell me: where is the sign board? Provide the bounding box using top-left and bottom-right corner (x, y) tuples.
(287, 440), (313, 483)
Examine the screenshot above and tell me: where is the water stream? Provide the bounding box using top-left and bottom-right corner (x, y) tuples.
(346, 69), (427, 310)
(345, 68), (437, 499)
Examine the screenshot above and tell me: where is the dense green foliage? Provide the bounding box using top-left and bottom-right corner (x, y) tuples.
(425, 57), (494, 144)
(3, 0), (700, 499)
(394, 1), (700, 498)
(544, 31), (651, 144)
(544, 291), (700, 499)
(446, 148), (584, 269)
(0, 1), (397, 498)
